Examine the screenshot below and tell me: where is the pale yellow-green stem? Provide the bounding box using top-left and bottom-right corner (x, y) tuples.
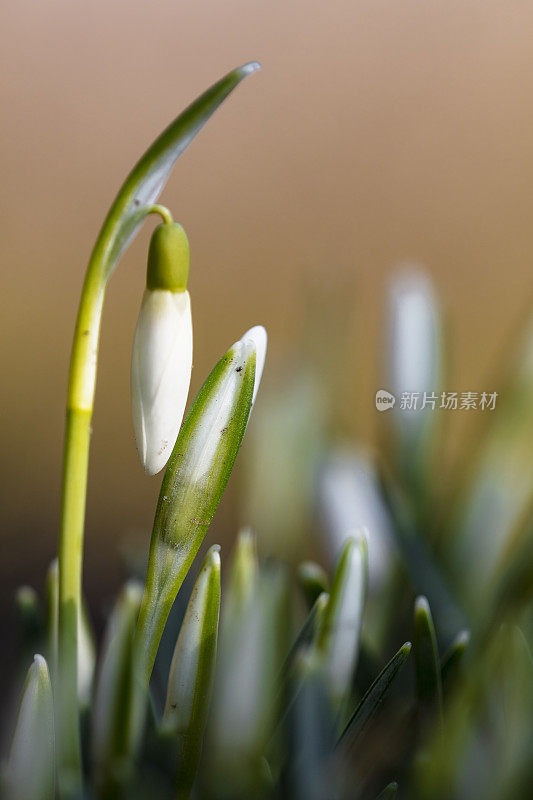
(56, 208), (170, 800)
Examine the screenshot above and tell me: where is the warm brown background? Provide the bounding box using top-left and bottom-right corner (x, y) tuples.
(1, 0), (533, 668)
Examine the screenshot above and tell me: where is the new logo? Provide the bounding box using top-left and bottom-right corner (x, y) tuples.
(375, 389), (396, 411)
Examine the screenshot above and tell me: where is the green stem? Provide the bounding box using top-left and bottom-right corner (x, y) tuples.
(149, 203), (174, 225)
(57, 266), (104, 798)
(56, 208), (170, 799)
(133, 557), (193, 688)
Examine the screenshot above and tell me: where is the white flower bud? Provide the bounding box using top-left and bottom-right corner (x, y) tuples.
(131, 288), (193, 475)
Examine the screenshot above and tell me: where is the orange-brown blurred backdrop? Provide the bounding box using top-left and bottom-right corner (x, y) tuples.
(1, 0), (533, 659)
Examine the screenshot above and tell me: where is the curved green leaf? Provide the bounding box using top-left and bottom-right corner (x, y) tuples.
(91, 61), (260, 281)
(338, 642), (411, 748)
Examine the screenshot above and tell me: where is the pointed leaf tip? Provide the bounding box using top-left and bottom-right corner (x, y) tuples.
(241, 60), (261, 74)
(338, 641), (411, 748)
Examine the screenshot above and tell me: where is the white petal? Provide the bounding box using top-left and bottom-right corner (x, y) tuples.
(240, 325), (267, 404)
(131, 289), (193, 475)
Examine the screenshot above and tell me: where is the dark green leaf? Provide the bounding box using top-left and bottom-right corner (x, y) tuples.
(338, 642), (411, 748)
(414, 596), (443, 730)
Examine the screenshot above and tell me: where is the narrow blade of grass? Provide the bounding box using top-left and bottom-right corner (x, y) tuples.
(282, 592), (330, 681)
(338, 642), (411, 748)
(414, 596), (443, 731)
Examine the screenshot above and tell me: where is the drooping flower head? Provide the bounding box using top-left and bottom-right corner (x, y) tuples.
(131, 221), (193, 475)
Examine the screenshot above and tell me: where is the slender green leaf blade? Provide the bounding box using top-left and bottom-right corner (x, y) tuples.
(163, 545), (221, 797)
(92, 62), (260, 280)
(283, 592), (330, 680)
(338, 642), (411, 748)
(5, 655), (55, 800)
(414, 596), (443, 730)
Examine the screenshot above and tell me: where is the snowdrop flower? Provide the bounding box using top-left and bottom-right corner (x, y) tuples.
(131, 221), (193, 475)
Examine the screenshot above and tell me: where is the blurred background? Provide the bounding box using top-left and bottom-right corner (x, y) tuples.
(1, 0), (533, 689)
